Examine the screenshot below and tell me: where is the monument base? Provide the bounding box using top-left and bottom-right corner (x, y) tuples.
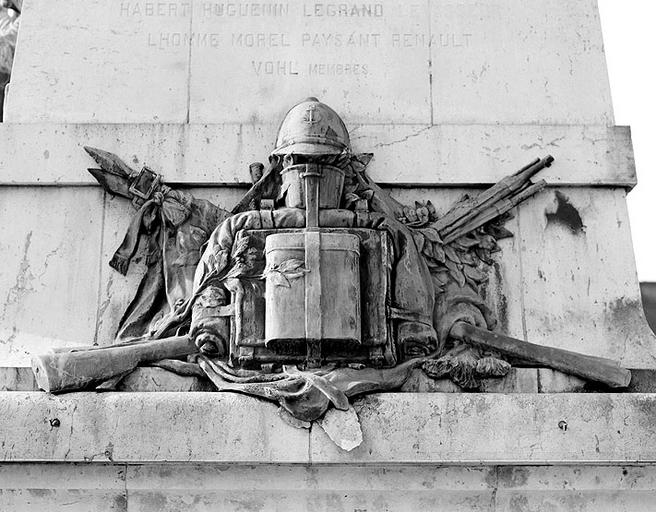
(1, 391), (655, 510)
(2, 462), (655, 511)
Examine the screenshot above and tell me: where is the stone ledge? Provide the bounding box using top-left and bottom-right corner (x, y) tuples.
(1, 392), (655, 464)
(0, 123), (635, 187)
(4, 366), (655, 393)
(3, 463), (656, 512)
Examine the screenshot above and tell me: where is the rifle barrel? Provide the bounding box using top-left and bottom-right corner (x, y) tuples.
(450, 321), (631, 388)
(31, 336), (196, 393)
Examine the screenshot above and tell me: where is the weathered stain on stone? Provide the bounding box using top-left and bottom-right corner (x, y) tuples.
(632, 396), (656, 434)
(545, 191), (585, 234)
(113, 493), (128, 511)
(497, 467), (529, 488)
(606, 297), (643, 325)
(603, 296), (648, 361)
(508, 494), (530, 511)
(28, 488), (54, 498)
(483, 466), (498, 489)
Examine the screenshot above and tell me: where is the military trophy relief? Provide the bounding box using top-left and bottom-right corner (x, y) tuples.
(31, 98), (631, 446)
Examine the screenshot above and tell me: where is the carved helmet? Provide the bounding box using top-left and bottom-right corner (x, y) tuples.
(271, 97), (350, 156)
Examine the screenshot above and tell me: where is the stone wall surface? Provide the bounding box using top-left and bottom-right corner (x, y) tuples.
(4, 0), (613, 125)
(2, 462), (656, 511)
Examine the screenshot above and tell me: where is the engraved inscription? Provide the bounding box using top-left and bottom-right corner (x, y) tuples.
(391, 33), (473, 48)
(202, 2), (290, 17)
(117, 1), (475, 77)
(252, 60), (300, 76)
(308, 63), (369, 75)
(301, 33), (382, 48)
(233, 33), (292, 47)
(301, 3), (384, 17)
(120, 2), (191, 16)
(147, 32), (222, 49)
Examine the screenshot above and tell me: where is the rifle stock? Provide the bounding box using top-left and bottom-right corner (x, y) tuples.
(450, 321), (631, 388)
(31, 336), (196, 393)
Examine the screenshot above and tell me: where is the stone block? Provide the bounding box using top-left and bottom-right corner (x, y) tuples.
(0, 123), (636, 186)
(5, 1), (613, 126)
(2, 392), (656, 465)
(126, 464), (495, 511)
(0, 392), (308, 463)
(0, 367), (37, 391)
(0, 490), (127, 512)
(494, 465), (656, 512)
(0, 463), (126, 512)
(430, 0), (613, 124)
(356, 124), (635, 188)
(116, 367), (213, 392)
(517, 187), (656, 368)
(310, 393), (656, 463)
(538, 368), (587, 393)
(480, 368), (538, 393)
(0, 187), (104, 366)
(4, 462), (656, 511)
(189, 0), (432, 124)
(5, 0), (190, 122)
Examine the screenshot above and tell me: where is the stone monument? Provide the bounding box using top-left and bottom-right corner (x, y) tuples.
(1, 1), (656, 510)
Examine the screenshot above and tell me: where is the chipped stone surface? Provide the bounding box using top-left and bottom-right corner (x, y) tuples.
(316, 405), (363, 451)
(0, 123), (636, 186)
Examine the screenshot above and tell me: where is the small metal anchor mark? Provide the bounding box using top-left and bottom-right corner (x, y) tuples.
(303, 104), (320, 125)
